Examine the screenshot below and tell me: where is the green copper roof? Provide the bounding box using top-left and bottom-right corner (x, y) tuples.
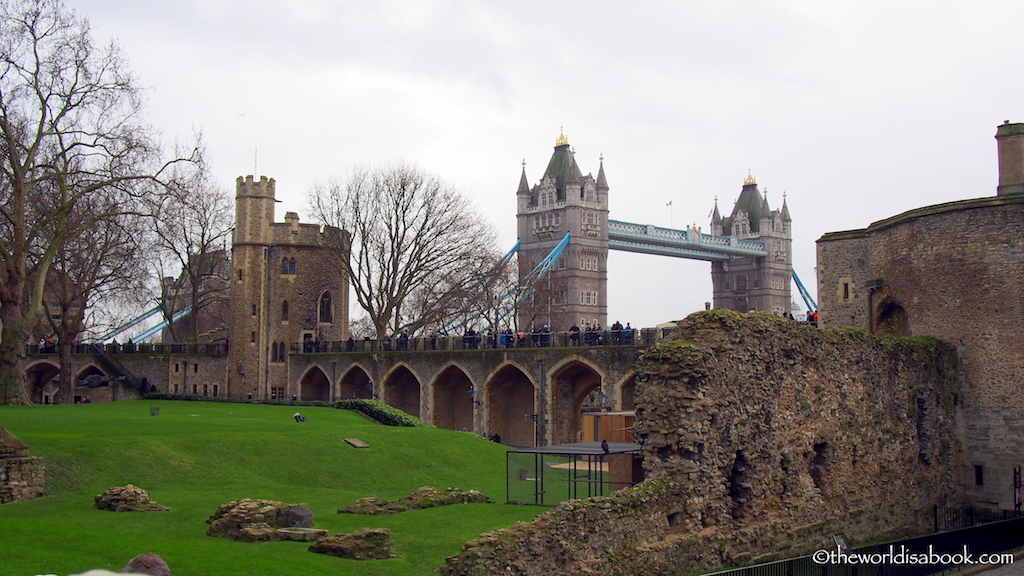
(723, 183), (765, 235)
(544, 144), (582, 201)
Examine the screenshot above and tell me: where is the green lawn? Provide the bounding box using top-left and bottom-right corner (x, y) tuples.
(0, 401), (544, 576)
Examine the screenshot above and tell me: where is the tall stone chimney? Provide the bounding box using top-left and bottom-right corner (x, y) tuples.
(995, 121), (1024, 195)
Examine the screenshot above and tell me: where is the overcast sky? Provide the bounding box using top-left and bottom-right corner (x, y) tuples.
(78, 0), (1024, 329)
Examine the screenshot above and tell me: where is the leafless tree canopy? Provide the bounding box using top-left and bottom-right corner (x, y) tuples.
(148, 155), (234, 343)
(0, 0), (197, 404)
(309, 162), (499, 338)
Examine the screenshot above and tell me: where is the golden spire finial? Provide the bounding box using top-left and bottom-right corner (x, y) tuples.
(743, 168), (756, 186)
(555, 126), (569, 147)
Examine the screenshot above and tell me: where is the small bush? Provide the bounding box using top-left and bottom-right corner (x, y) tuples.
(335, 399), (434, 427)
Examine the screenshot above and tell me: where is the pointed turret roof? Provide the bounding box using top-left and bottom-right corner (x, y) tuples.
(723, 172), (765, 235)
(543, 130), (583, 200)
(781, 193), (791, 221)
(517, 162), (530, 196)
(596, 154), (608, 190)
(711, 198), (722, 224)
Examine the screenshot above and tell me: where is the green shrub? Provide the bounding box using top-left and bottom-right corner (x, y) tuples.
(335, 399), (434, 427)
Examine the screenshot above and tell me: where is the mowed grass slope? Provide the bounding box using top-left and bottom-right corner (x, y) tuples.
(0, 401), (542, 576)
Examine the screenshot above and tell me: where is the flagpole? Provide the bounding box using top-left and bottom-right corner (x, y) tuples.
(667, 200), (673, 228)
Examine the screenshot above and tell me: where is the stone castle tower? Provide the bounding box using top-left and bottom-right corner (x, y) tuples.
(710, 175), (793, 314)
(227, 176), (349, 401)
(516, 132), (609, 331)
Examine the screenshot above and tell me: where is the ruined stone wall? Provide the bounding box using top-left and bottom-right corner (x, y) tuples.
(0, 457), (45, 503)
(0, 427), (44, 503)
(440, 312), (963, 576)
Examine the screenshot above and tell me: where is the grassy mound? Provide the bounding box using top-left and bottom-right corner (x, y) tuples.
(0, 400), (539, 576)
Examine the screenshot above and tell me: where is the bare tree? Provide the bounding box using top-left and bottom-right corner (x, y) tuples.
(148, 160), (233, 343)
(41, 204), (149, 403)
(0, 0), (196, 404)
(308, 162), (498, 338)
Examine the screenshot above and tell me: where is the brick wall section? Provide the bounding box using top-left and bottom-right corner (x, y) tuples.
(0, 457), (45, 503)
(0, 427), (44, 503)
(817, 194), (1024, 508)
(439, 312), (962, 575)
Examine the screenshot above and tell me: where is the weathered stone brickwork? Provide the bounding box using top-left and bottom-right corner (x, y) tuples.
(0, 427), (44, 503)
(228, 175), (349, 401)
(440, 312), (963, 575)
(817, 193), (1024, 508)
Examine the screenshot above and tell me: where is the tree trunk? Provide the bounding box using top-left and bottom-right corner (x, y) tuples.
(55, 339), (74, 405)
(0, 307), (31, 405)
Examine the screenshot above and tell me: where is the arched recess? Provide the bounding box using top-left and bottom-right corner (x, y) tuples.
(383, 364), (421, 418)
(617, 372), (637, 411)
(431, 364), (474, 432)
(485, 363), (535, 448)
(549, 358), (604, 445)
(876, 298), (910, 337)
(299, 365), (330, 402)
(75, 364), (109, 403)
(339, 364), (373, 399)
(26, 361), (59, 404)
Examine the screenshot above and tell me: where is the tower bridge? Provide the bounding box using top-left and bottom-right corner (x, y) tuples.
(516, 131), (794, 331)
(19, 131), (800, 449)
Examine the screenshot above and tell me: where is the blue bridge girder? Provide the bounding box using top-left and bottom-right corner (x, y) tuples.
(607, 220), (769, 261)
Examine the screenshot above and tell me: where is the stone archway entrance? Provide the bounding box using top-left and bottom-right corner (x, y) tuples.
(383, 366), (421, 418)
(299, 366), (330, 402)
(549, 361), (602, 445)
(619, 373), (637, 411)
(486, 365), (535, 448)
(432, 365), (474, 431)
(26, 362), (60, 404)
(339, 365), (373, 399)
(876, 299), (910, 337)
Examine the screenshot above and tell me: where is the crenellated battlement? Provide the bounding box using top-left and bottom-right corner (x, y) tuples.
(235, 175), (276, 199)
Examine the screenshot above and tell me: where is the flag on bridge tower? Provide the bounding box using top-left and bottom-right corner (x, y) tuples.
(666, 200), (672, 206)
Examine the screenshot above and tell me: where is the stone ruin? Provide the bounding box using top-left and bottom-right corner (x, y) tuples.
(439, 312), (964, 576)
(0, 426), (45, 504)
(339, 486), (493, 515)
(308, 528), (400, 560)
(206, 498), (325, 543)
(94, 485), (169, 512)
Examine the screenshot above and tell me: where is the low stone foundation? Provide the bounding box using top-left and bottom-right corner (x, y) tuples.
(206, 498), (315, 542)
(309, 528), (400, 560)
(339, 486), (493, 515)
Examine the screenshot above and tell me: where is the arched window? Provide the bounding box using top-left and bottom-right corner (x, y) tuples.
(282, 301), (289, 322)
(319, 292), (332, 323)
(281, 257), (289, 274)
(289, 258), (296, 275)
(271, 342), (279, 363)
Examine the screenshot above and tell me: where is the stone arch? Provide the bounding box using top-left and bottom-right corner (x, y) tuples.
(26, 360), (60, 404)
(76, 364), (108, 381)
(548, 357), (605, 445)
(616, 371), (638, 411)
(430, 363), (476, 432)
(338, 363), (374, 399)
(74, 364), (110, 403)
(484, 362), (536, 448)
(298, 365), (330, 402)
(382, 363), (421, 418)
(876, 298), (910, 337)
